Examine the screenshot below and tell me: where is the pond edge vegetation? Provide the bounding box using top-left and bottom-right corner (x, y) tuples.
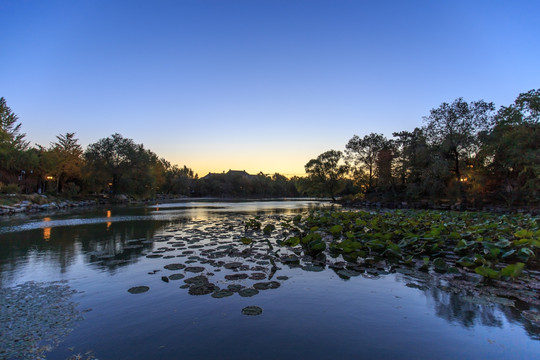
(0, 88), (538, 212)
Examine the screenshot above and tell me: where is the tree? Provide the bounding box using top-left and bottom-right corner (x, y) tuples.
(85, 133), (161, 196)
(481, 89), (540, 205)
(0, 97), (31, 176)
(49, 133), (84, 194)
(0, 97), (29, 152)
(423, 98), (495, 203)
(161, 161), (196, 196)
(345, 133), (389, 191)
(392, 128), (430, 186)
(304, 150), (348, 201)
(423, 98), (495, 183)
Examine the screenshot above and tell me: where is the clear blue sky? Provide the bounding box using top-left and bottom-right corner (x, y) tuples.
(1, 0), (539, 177)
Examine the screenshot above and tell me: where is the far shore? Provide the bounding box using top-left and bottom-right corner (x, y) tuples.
(0, 194), (331, 217)
(1, 192), (537, 218)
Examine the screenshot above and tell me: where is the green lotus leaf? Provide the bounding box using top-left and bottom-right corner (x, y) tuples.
(474, 266), (500, 279)
(500, 262), (525, 279)
(240, 237), (253, 245)
(515, 229), (533, 238)
(501, 249), (516, 258)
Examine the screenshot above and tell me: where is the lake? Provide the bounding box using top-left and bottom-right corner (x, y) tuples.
(1, 200), (539, 360)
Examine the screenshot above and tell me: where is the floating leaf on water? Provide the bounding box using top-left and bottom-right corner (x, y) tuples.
(184, 275), (209, 286)
(474, 266), (500, 279)
(329, 224), (343, 236)
(164, 263), (186, 270)
(514, 229), (534, 238)
(308, 238), (326, 252)
(212, 289), (234, 298)
(282, 236), (300, 247)
(238, 288), (259, 297)
(281, 255), (299, 264)
(454, 239), (468, 251)
(225, 273), (249, 280)
(128, 286), (149, 294)
(263, 224), (276, 235)
(433, 258), (448, 272)
(185, 266), (205, 273)
(168, 273), (185, 280)
(253, 281), (280, 290)
(518, 247), (534, 260)
(224, 262), (243, 269)
(227, 284), (244, 292)
(240, 237), (253, 245)
(249, 272), (267, 280)
(501, 249), (516, 258)
(500, 262), (525, 279)
(495, 238), (511, 248)
(188, 284), (217, 296)
(242, 306), (263, 316)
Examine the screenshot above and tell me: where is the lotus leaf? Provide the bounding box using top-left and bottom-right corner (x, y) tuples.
(501, 262), (525, 279)
(475, 266), (500, 279)
(240, 237), (253, 245)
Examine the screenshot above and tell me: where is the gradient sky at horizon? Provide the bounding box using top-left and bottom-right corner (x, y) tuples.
(1, 0), (539, 177)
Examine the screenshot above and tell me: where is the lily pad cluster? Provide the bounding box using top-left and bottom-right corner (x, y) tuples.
(278, 210), (539, 281)
(128, 217), (292, 300)
(124, 210), (539, 329)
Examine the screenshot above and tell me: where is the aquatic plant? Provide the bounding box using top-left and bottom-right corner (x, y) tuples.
(278, 209), (539, 280)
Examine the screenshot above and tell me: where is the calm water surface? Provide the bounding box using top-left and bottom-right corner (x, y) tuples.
(0, 200), (538, 359)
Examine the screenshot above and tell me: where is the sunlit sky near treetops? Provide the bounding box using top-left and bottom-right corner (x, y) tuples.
(1, 1), (539, 177)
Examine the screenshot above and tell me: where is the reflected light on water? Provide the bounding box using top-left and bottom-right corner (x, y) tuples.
(43, 217), (52, 241)
(43, 227), (51, 241)
(106, 211), (112, 230)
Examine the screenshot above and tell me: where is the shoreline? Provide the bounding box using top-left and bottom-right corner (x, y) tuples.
(3, 193), (537, 217)
(0, 194), (328, 216)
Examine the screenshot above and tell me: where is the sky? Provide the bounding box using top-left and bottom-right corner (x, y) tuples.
(1, 0), (539, 177)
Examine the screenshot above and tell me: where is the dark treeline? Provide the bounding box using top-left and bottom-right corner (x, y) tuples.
(302, 89), (539, 208)
(1, 89), (538, 206)
(0, 98), (299, 199)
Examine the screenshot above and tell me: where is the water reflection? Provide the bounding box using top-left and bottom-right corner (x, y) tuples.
(1, 200), (539, 360)
(0, 218), (176, 284)
(43, 227), (51, 241)
(394, 272), (540, 340)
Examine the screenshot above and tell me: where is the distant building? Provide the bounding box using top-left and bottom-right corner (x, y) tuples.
(201, 170), (256, 180)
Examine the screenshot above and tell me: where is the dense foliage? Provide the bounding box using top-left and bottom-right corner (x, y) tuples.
(302, 89), (539, 207)
(0, 88), (538, 205)
(0, 99), (298, 198)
